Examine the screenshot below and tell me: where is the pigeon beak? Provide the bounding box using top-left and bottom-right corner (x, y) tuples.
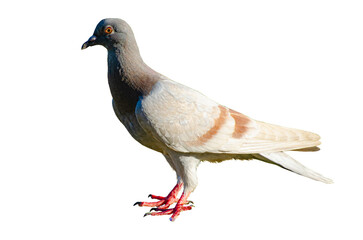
(81, 35), (97, 50)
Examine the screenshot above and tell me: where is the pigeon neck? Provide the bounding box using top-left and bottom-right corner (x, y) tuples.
(108, 43), (160, 94)
(107, 44), (160, 113)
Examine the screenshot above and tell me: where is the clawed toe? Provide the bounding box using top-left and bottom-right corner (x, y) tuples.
(133, 182), (192, 221)
(144, 205), (193, 219)
(148, 194), (165, 200)
(133, 194), (167, 207)
(149, 207), (160, 212)
(141, 192), (193, 221)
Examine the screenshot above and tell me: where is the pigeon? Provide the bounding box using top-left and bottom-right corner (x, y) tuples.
(82, 18), (332, 221)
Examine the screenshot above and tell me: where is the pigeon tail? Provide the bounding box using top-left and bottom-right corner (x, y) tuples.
(258, 152), (333, 184)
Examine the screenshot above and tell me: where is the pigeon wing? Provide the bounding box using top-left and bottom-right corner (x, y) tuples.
(136, 80), (320, 154)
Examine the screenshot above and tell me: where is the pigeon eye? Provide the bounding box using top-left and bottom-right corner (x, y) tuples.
(104, 26), (113, 34)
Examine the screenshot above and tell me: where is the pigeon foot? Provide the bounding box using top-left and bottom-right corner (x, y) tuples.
(133, 181), (183, 208)
(143, 192), (193, 221)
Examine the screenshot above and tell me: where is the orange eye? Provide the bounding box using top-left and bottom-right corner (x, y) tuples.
(104, 26), (113, 34)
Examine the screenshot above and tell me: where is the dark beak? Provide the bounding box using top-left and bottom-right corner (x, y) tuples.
(81, 35), (97, 50)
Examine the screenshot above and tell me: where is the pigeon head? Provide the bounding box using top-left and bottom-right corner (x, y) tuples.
(82, 18), (135, 50)
(82, 18), (160, 95)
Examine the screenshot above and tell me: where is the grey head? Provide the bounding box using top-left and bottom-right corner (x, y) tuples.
(81, 18), (137, 50)
(82, 18), (160, 96)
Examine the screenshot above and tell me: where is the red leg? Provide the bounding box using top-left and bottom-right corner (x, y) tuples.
(143, 191), (193, 222)
(133, 181), (183, 208)
(170, 192), (191, 221)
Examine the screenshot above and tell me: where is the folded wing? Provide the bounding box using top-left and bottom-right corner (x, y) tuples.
(136, 80), (320, 154)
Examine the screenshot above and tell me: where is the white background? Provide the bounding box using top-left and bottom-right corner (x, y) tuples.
(1, 0), (362, 239)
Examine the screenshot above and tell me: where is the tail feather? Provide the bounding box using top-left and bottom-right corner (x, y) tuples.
(256, 152), (333, 184)
(292, 146), (320, 152)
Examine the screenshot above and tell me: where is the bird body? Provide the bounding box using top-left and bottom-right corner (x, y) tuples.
(82, 18), (332, 221)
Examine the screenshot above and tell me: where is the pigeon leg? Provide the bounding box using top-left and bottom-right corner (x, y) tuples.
(170, 191), (192, 221)
(133, 181), (183, 208)
(144, 191), (192, 221)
